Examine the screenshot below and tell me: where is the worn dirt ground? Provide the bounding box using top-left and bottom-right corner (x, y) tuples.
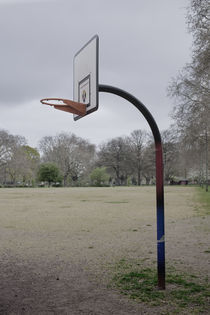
(0, 186), (209, 314)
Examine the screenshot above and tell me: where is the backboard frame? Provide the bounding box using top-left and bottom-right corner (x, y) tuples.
(73, 35), (99, 121)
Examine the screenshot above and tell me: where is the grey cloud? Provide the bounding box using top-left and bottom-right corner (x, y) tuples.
(0, 0), (191, 104)
(0, 0), (192, 146)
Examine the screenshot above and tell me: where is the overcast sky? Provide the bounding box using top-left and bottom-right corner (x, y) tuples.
(0, 0), (192, 148)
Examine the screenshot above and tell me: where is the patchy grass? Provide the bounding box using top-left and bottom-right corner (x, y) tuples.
(4, 225), (16, 229)
(195, 187), (210, 215)
(110, 259), (210, 313)
(104, 201), (129, 204)
(0, 187), (209, 313)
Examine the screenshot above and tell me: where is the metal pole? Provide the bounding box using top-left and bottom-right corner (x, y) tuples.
(99, 84), (165, 289)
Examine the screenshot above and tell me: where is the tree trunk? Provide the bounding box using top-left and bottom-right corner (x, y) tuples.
(137, 169), (141, 185)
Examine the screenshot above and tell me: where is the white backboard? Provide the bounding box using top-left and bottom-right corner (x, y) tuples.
(73, 35), (99, 121)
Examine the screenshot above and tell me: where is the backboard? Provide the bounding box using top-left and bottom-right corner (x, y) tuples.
(73, 35), (99, 121)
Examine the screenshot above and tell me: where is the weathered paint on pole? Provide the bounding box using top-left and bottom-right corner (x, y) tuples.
(99, 84), (165, 289)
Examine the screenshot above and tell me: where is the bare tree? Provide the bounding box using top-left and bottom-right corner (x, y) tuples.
(97, 137), (131, 185)
(168, 0), (210, 190)
(39, 133), (95, 186)
(161, 129), (180, 182)
(141, 141), (155, 185)
(127, 130), (148, 185)
(0, 130), (28, 185)
(0, 130), (25, 167)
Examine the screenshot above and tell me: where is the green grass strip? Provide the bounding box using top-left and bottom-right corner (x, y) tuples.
(111, 261), (210, 312)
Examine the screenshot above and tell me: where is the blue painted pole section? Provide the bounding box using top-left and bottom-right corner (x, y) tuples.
(157, 207), (165, 288)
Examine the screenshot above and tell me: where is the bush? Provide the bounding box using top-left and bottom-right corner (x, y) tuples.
(90, 167), (109, 187)
(37, 163), (63, 186)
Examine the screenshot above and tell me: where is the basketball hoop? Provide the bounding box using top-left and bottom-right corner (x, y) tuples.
(40, 98), (86, 116)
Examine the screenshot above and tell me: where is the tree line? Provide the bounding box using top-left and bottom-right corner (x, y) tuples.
(0, 127), (206, 187)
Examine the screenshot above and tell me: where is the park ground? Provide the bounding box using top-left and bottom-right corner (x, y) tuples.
(0, 186), (209, 314)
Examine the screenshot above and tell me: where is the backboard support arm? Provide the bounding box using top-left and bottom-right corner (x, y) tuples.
(40, 98), (86, 116)
(99, 84), (165, 290)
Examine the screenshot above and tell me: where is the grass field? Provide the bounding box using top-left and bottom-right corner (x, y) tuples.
(0, 186), (209, 314)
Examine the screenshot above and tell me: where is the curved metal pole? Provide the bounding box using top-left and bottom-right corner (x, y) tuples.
(99, 84), (165, 289)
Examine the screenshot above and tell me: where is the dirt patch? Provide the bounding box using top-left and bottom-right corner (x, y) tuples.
(0, 187), (209, 314)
